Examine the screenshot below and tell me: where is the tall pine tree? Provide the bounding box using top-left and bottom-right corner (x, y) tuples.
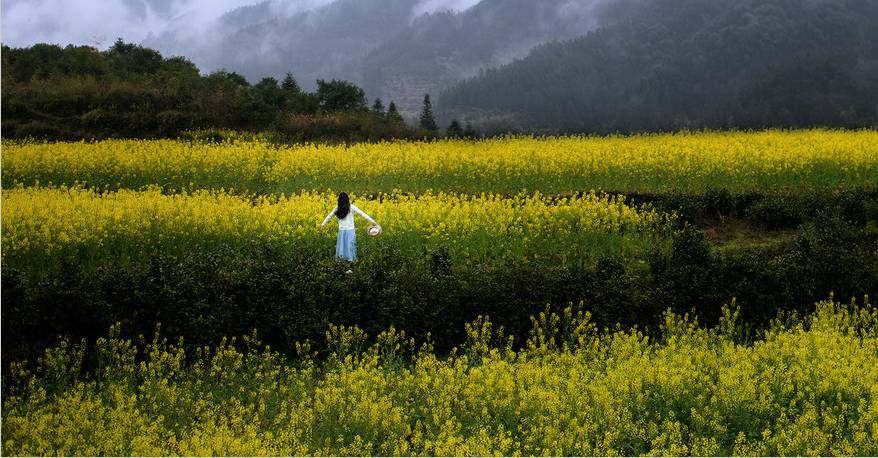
(281, 72), (303, 112)
(372, 98), (385, 116)
(281, 72), (300, 94)
(419, 94), (438, 132)
(386, 101), (404, 124)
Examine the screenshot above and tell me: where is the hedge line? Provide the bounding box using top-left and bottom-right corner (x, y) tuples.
(4, 212), (876, 367)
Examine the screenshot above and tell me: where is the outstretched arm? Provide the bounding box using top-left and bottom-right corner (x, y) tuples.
(352, 204), (377, 225)
(321, 207), (337, 229)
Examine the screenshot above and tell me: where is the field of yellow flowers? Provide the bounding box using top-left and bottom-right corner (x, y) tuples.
(3, 129), (878, 456)
(3, 129), (877, 195)
(3, 300), (877, 456)
(1, 186), (669, 273)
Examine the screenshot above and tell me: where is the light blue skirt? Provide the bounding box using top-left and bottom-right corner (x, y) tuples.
(336, 229), (357, 261)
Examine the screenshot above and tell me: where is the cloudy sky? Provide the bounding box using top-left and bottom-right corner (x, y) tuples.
(1, 0), (482, 49)
(1, 0), (287, 48)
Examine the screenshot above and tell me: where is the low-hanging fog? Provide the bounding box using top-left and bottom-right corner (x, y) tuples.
(2, 0), (487, 49)
(2, 0), (611, 110)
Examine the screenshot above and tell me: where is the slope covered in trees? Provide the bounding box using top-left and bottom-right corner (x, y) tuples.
(358, 0), (610, 110)
(439, 0), (878, 133)
(0, 40), (424, 141)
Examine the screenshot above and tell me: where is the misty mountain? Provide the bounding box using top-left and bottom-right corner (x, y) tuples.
(214, 0), (418, 86)
(439, 0), (878, 133)
(144, 0), (614, 111)
(359, 0), (611, 110)
(145, 0), (415, 90)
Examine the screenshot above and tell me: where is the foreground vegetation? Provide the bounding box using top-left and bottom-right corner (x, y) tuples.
(3, 300), (877, 456)
(3, 129), (877, 365)
(3, 129), (877, 455)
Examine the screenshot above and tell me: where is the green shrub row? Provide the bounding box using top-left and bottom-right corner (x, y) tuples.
(4, 213), (876, 367)
(638, 188), (878, 229)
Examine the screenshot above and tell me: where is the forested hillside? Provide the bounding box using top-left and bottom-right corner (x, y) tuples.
(439, 0), (878, 133)
(8, 0), (876, 126)
(358, 0), (609, 109)
(0, 40), (425, 141)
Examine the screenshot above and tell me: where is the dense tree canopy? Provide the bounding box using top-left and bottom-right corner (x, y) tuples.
(316, 79), (368, 111)
(1, 41), (425, 142)
(439, 0), (878, 133)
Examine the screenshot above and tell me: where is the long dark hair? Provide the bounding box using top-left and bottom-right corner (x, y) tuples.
(335, 192), (350, 219)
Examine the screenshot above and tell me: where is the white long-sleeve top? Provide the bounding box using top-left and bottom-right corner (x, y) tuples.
(321, 204), (377, 231)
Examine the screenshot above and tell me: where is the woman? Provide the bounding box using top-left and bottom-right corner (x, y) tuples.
(320, 192), (379, 262)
